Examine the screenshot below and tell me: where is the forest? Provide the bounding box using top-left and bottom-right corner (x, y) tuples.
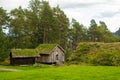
(0, 0), (120, 63)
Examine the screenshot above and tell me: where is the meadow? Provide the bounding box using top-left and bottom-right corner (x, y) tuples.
(0, 65), (120, 80)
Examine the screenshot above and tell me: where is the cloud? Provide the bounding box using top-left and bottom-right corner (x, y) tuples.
(0, 0), (29, 11)
(100, 10), (120, 18)
(60, 2), (102, 9)
(54, 0), (107, 9)
(94, 9), (120, 18)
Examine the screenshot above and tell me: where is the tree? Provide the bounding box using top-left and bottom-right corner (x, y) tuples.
(0, 27), (8, 61)
(88, 19), (98, 42)
(9, 7), (33, 48)
(9, 0), (69, 49)
(69, 19), (87, 50)
(0, 7), (9, 61)
(9, 0), (44, 49)
(28, 0), (43, 45)
(98, 21), (119, 42)
(40, 1), (55, 43)
(0, 7), (8, 26)
(53, 6), (69, 48)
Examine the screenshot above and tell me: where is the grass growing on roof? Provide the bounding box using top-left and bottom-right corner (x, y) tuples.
(12, 49), (39, 57)
(11, 44), (59, 57)
(36, 44), (58, 54)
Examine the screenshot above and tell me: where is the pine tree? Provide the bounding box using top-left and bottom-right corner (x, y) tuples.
(69, 19), (87, 50)
(88, 19), (98, 42)
(53, 6), (69, 48)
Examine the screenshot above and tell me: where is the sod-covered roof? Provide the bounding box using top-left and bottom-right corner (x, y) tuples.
(36, 44), (58, 54)
(11, 44), (65, 57)
(11, 49), (39, 57)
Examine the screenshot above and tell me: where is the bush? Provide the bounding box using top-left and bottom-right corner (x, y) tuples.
(91, 53), (113, 66)
(68, 42), (96, 64)
(68, 42), (120, 66)
(112, 53), (120, 66)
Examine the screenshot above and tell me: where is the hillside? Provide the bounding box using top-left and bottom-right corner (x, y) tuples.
(68, 42), (120, 66)
(114, 28), (120, 37)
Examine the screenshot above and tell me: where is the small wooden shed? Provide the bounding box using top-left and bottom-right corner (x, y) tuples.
(36, 44), (65, 64)
(10, 49), (39, 65)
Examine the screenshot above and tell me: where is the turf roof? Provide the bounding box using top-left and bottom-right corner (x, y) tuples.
(36, 44), (58, 54)
(11, 44), (62, 57)
(11, 49), (39, 57)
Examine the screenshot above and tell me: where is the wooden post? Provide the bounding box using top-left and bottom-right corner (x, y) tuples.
(9, 52), (13, 65)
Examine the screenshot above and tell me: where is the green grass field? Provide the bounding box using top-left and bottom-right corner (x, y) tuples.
(0, 65), (120, 80)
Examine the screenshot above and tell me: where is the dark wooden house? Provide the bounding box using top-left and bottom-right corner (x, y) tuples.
(10, 49), (39, 65)
(36, 44), (65, 64)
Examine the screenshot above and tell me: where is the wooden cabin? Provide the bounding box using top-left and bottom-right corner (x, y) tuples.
(10, 49), (40, 65)
(36, 44), (65, 64)
(10, 44), (65, 65)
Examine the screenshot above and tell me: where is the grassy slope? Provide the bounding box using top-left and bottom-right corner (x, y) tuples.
(0, 65), (120, 80)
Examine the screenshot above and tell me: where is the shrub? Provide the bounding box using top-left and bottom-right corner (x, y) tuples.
(68, 42), (98, 64)
(112, 53), (120, 66)
(91, 53), (113, 66)
(68, 42), (120, 66)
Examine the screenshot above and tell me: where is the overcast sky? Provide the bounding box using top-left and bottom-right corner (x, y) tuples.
(0, 0), (120, 32)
